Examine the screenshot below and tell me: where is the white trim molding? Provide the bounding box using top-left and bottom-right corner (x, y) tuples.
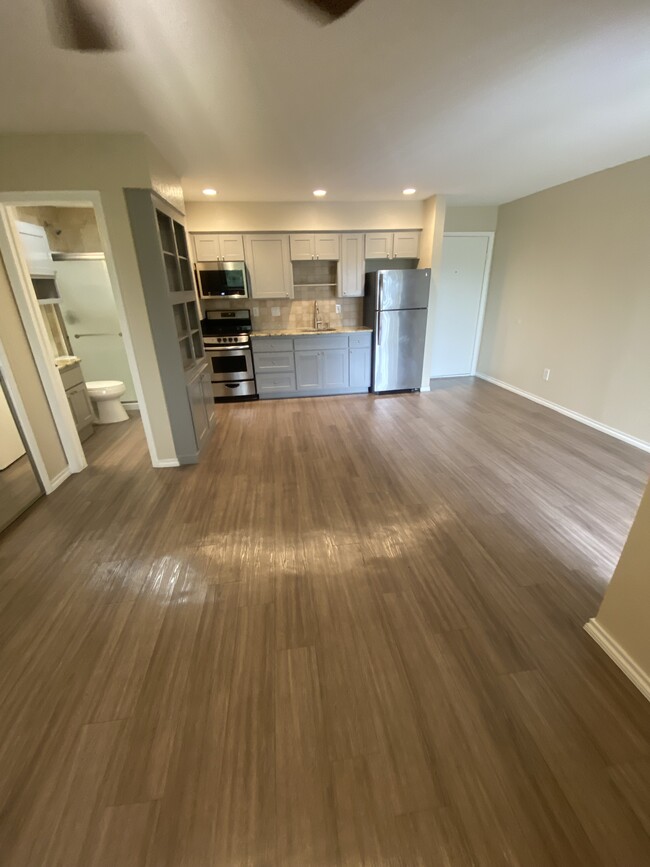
(476, 374), (650, 453)
(152, 458), (180, 468)
(584, 619), (650, 703)
(48, 467), (72, 492)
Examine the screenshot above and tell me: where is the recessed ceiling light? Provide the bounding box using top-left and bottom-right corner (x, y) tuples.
(313, 189), (327, 197)
(402, 188), (416, 195)
(202, 188), (217, 196)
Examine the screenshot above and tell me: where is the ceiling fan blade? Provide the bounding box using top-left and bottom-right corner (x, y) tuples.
(286, 0), (365, 23)
(48, 0), (121, 51)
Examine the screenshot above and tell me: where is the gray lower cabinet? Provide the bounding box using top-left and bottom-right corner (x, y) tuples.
(295, 351), (322, 390)
(60, 363), (94, 441)
(253, 331), (371, 399)
(187, 365), (215, 451)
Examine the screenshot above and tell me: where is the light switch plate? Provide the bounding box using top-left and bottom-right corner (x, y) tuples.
(335, 304), (341, 314)
(271, 306), (281, 317)
(253, 306), (259, 317)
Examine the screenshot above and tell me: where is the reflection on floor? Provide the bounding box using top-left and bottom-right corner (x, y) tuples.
(0, 382), (649, 866)
(0, 453), (41, 534)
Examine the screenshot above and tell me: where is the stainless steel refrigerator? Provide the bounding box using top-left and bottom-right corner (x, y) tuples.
(364, 269), (430, 392)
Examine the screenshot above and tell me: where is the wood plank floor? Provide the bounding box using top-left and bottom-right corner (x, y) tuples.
(0, 378), (649, 866)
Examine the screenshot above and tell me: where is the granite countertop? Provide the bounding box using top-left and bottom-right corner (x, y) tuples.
(251, 326), (373, 337)
(55, 355), (82, 371)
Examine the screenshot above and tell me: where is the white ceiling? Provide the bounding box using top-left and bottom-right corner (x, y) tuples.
(1, 0), (649, 203)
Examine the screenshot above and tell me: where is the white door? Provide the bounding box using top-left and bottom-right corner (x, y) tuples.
(430, 234), (492, 378)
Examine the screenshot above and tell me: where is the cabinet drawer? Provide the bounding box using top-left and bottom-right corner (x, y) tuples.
(251, 337), (294, 353)
(348, 332), (372, 347)
(256, 372), (296, 393)
(254, 351), (295, 372)
(59, 364), (84, 390)
(293, 334), (348, 351)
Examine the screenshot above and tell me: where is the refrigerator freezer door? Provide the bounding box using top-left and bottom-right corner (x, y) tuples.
(373, 309), (428, 392)
(378, 269), (430, 311)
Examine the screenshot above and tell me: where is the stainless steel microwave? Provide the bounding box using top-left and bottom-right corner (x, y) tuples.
(195, 261), (249, 299)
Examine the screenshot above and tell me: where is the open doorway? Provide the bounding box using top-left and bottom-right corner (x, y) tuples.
(5, 202), (145, 468)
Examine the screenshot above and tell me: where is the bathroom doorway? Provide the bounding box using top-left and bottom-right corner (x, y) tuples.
(0, 374), (42, 533)
(3, 200), (146, 470)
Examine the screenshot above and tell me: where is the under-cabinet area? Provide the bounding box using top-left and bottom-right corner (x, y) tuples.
(252, 330), (372, 399)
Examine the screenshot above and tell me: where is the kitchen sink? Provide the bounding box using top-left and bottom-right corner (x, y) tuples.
(300, 327), (338, 333)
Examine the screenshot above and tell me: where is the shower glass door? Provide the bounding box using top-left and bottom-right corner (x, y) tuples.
(0, 376), (42, 534)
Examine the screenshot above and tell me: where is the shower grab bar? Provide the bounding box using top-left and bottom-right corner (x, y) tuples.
(73, 332), (123, 338)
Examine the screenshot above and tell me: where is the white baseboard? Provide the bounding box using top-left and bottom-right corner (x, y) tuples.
(420, 385), (431, 392)
(584, 619), (650, 702)
(48, 467), (71, 493)
(122, 401), (140, 411)
(476, 374), (650, 453)
(152, 457), (180, 468)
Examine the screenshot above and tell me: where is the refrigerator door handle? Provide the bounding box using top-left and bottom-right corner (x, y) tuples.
(376, 313), (381, 346)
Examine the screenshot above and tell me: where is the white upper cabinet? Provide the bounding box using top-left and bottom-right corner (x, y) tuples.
(339, 233), (365, 297)
(365, 231), (420, 260)
(16, 221), (55, 276)
(289, 234), (315, 261)
(393, 231), (420, 259)
(244, 234), (294, 299)
(365, 232), (394, 260)
(290, 233), (340, 261)
(314, 234), (340, 261)
(193, 233), (245, 262)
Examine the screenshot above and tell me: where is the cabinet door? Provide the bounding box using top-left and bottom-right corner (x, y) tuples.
(314, 234), (340, 261)
(393, 231), (420, 259)
(322, 348), (349, 388)
(16, 221), (55, 275)
(245, 235), (294, 298)
(340, 233), (365, 296)
(365, 232), (394, 259)
(194, 234), (221, 261)
(289, 234), (315, 261)
(295, 351), (322, 390)
(67, 384), (94, 430)
(188, 374), (210, 449)
(219, 234), (245, 260)
(201, 370), (215, 429)
(349, 346), (371, 388)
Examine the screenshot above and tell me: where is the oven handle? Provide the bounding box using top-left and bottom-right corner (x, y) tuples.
(204, 345), (252, 353)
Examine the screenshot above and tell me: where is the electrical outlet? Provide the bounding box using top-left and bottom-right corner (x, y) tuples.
(253, 306), (259, 317)
(543, 368), (551, 381)
(335, 304), (341, 314)
(271, 306), (281, 317)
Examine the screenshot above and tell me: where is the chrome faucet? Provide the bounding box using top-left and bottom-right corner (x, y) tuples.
(314, 300), (323, 331)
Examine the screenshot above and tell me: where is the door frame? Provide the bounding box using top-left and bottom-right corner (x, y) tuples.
(0, 190), (160, 484)
(438, 231), (495, 376)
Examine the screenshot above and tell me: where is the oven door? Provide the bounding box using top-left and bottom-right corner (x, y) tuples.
(206, 346), (254, 381)
(196, 262), (249, 299)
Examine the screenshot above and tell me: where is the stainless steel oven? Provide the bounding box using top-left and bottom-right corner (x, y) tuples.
(196, 261), (249, 299)
(202, 309), (257, 401)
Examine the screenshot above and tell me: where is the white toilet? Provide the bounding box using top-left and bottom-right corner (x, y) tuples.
(86, 380), (129, 424)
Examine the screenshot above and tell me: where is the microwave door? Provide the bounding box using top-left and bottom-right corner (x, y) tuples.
(198, 262), (248, 298)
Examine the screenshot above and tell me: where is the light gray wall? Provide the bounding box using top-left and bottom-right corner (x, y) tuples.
(478, 155), (650, 444)
(445, 206), (498, 232)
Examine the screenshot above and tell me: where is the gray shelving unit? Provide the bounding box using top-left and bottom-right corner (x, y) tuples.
(125, 189), (214, 464)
